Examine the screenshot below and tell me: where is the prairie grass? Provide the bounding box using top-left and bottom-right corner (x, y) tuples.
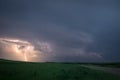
(0, 59), (120, 80)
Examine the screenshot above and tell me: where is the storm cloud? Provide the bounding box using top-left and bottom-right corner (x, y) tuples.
(0, 0), (120, 62)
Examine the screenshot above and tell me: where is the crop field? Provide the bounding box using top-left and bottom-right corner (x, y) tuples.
(0, 59), (120, 80)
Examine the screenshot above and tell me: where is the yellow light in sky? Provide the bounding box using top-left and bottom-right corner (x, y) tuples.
(0, 38), (38, 61)
(0, 37), (53, 62)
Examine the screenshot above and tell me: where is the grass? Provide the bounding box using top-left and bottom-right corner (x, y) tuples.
(0, 59), (120, 80)
(77, 63), (120, 68)
(90, 63), (120, 68)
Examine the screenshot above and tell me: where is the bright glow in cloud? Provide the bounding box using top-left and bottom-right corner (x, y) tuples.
(0, 38), (52, 62)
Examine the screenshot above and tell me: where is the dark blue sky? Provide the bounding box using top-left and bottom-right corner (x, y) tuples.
(0, 0), (120, 62)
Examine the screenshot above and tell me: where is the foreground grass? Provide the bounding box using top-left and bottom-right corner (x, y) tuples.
(0, 59), (120, 80)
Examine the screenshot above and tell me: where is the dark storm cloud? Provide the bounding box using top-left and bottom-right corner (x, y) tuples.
(0, 0), (120, 62)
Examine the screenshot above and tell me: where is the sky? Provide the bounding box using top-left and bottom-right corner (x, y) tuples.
(0, 0), (120, 62)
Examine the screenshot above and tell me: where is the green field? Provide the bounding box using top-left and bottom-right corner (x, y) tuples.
(0, 59), (120, 80)
(88, 63), (120, 68)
